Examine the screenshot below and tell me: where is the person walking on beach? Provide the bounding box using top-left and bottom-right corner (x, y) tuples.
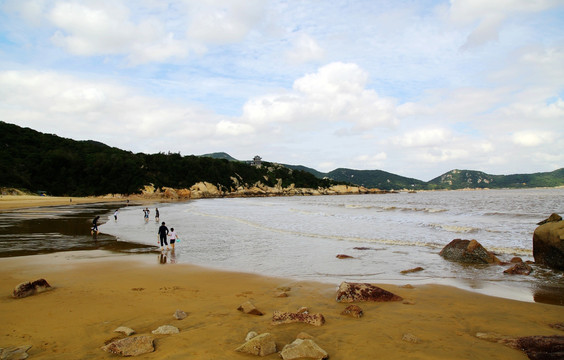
(168, 227), (179, 250)
(158, 221), (169, 251)
(143, 208), (150, 222)
(91, 216), (100, 235)
(113, 209), (118, 221)
(155, 208), (160, 222)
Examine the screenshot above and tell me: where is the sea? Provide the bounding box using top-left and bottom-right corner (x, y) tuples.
(1, 188), (563, 305)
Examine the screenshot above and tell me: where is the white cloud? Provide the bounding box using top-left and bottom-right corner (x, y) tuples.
(512, 130), (556, 147)
(242, 62), (399, 131)
(391, 128), (453, 148)
(285, 33), (325, 64)
(449, 0), (562, 48)
(215, 120), (254, 136)
(353, 153), (387, 168)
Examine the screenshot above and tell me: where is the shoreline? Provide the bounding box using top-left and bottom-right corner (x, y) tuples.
(1, 250), (563, 359)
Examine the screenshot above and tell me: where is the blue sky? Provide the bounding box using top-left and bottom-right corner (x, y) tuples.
(1, 0), (563, 181)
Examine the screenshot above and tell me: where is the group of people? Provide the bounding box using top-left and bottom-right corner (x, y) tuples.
(91, 206), (181, 253)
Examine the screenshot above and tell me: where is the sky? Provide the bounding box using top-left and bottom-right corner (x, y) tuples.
(0, 0), (563, 181)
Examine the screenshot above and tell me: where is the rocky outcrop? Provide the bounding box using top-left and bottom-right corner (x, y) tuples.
(235, 332), (277, 356)
(476, 332), (564, 359)
(151, 325), (179, 335)
(533, 214), (564, 270)
(537, 213), (562, 225)
(280, 339), (328, 360)
(439, 239), (501, 264)
(272, 308), (325, 326)
(336, 282), (403, 303)
(0, 345), (32, 359)
(101, 336), (155, 356)
(13, 279), (51, 299)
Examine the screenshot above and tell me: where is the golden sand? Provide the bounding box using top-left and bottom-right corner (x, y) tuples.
(0, 195), (127, 210)
(1, 250), (563, 359)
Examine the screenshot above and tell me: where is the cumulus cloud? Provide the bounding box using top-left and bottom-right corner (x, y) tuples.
(242, 62), (399, 131)
(391, 128), (453, 148)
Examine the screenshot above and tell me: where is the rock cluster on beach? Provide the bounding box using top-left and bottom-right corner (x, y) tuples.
(136, 181), (388, 200)
(533, 213), (564, 270)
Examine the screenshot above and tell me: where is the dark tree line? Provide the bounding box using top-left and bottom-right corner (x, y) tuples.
(0, 121), (341, 196)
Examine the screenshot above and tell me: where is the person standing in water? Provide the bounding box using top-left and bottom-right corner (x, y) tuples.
(91, 216), (100, 235)
(168, 227), (178, 250)
(113, 209), (118, 221)
(155, 208), (160, 222)
(143, 208), (150, 222)
(157, 221), (169, 251)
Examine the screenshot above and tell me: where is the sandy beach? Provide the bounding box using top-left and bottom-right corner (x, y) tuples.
(0, 195), (128, 211)
(0, 250), (562, 359)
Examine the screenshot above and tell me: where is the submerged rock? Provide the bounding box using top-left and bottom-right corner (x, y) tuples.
(272, 309), (325, 327)
(235, 333), (276, 356)
(439, 239), (501, 264)
(237, 300), (264, 316)
(341, 304), (364, 318)
(280, 339), (328, 360)
(0, 345), (32, 359)
(533, 216), (564, 271)
(13, 279), (51, 299)
(476, 332), (564, 360)
(336, 282), (403, 303)
(114, 326), (135, 336)
(400, 266), (424, 274)
(503, 262), (533, 275)
(101, 336), (154, 356)
(151, 325), (179, 335)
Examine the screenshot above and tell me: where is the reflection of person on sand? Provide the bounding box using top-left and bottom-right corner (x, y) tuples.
(159, 253), (167, 264)
(91, 216), (100, 235)
(158, 222), (169, 251)
(143, 208), (150, 222)
(168, 227), (178, 250)
(155, 208), (160, 221)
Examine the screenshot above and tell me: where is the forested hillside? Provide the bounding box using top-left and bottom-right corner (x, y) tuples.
(0, 122), (339, 196)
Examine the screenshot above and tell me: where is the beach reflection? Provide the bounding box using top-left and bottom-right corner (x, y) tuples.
(158, 250), (177, 264)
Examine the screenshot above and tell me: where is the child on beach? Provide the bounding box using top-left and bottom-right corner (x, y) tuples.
(143, 208), (150, 222)
(168, 227), (179, 250)
(91, 216), (100, 235)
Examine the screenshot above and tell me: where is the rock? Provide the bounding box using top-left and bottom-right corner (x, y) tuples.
(439, 239), (501, 264)
(245, 331), (258, 341)
(341, 304), (364, 318)
(504, 262), (533, 275)
(533, 218), (564, 270)
(402, 333), (421, 344)
(510, 257), (524, 263)
(336, 282), (403, 303)
(280, 339), (328, 360)
(537, 213), (562, 225)
(173, 309), (187, 320)
(151, 325), (179, 334)
(296, 332), (314, 340)
(101, 336), (154, 356)
(237, 300), (264, 316)
(114, 326), (135, 336)
(235, 333), (277, 356)
(476, 332), (564, 359)
(13, 279), (51, 299)
(276, 292), (289, 298)
(400, 266), (424, 274)
(0, 345), (32, 359)
(272, 310), (325, 326)
(550, 323), (564, 332)
(336, 254), (354, 259)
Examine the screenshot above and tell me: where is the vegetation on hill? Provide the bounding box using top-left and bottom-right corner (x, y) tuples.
(0, 122), (341, 196)
(427, 169), (564, 189)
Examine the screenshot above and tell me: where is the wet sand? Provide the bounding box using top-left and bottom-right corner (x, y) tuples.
(1, 250), (563, 359)
(0, 195), (127, 211)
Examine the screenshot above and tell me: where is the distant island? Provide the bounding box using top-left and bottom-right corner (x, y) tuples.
(1, 121), (563, 198)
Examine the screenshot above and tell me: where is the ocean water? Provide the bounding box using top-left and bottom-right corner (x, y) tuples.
(100, 188), (564, 304)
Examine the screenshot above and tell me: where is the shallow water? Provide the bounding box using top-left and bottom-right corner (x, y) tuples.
(100, 189), (564, 305)
(1, 189), (563, 305)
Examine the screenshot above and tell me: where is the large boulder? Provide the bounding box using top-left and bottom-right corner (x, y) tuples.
(336, 282), (403, 303)
(533, 215), (564, 270)
(439, 239), (501, 264)
(235, 333), (277, 356)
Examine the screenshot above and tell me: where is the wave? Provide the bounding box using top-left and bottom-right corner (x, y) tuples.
(429, 223), (479, 233)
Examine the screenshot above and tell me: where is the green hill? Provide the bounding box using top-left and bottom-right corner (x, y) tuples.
(427, 169), (564, 189)
(0, 122), (341, 196)
(200, 152), (240, 162)
(326, 168), (426, 190)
